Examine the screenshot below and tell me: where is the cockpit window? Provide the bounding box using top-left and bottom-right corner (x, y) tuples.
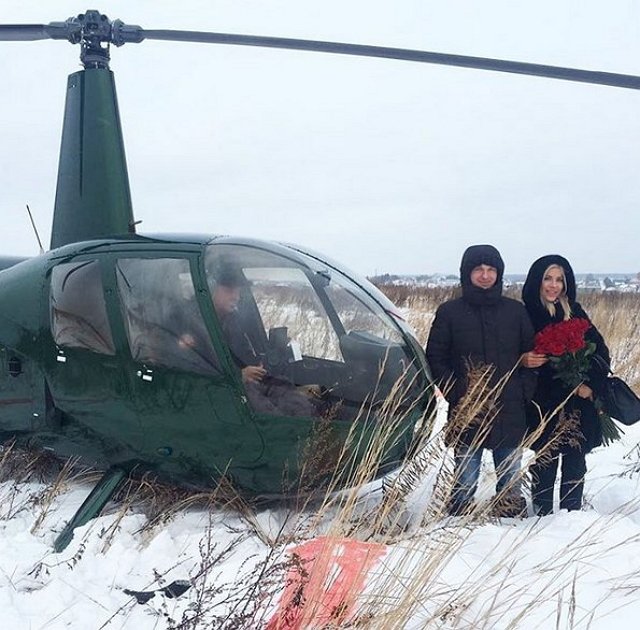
(205, 246), (342, 362)
(244, 266), (343, 362)
(323, 274), (405, 344)
(116, 257), (220, 375)
(204, 243), (422, 421)
(50, 260), (115, 355)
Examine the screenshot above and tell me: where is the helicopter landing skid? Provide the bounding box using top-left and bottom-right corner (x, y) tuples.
(54, 466), (126, 553)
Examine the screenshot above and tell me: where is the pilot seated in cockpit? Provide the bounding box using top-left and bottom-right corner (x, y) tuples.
(210, 265), (266, 385)
(210, 265), (324, 418)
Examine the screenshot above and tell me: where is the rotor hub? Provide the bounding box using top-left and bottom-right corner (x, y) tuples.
(70, 10), (112, 69)
(46, 10), (143, 69)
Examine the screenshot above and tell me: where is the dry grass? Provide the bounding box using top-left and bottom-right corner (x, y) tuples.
(579, 291), (640, 389)
(0, 389), (635, 629)
(0, 442), (95, 525)
(269, 362), (638, 630)
(376, 285), (458, 345)
(375, 283), (640, 392)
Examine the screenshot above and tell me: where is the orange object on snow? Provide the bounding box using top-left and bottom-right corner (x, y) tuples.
(266, 536), (387, 629)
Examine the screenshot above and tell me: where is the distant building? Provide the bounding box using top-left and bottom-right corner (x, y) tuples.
(369, 272), (637, 293)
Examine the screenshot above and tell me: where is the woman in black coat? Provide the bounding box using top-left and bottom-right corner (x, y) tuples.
(522, 255), (610, 515)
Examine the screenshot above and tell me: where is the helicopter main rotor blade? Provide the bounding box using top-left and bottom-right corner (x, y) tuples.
(140, 30), (640, 91)
(0, 24), (52, 41)
(2, 15), (639, 90)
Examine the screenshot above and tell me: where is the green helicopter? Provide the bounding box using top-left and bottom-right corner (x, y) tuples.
(0, 11), (638, 551)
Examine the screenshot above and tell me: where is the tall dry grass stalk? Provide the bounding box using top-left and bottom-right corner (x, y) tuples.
(253, 357), (545, 627)
(281, 358), (636, 630)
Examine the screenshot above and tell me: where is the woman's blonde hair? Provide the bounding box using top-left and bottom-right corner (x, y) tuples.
(540, 264), (572, 320)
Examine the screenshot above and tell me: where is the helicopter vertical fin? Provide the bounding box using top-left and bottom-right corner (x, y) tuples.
(50, 68), (134, 249)
(53, 466), (126, 552)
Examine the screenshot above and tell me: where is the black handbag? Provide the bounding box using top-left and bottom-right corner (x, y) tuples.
(593, 355), (640, 426)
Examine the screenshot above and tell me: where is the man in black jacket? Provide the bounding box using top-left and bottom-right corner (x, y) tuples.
(210, 265), (267, 384)
(426, 245), (536, 516)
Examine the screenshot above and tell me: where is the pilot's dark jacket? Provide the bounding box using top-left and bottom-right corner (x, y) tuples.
(221, 314), (260, 369)
(426, 245), (536, 449)
(220, 311), (318, 417)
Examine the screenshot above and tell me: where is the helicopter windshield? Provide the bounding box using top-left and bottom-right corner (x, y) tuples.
(204, 243), (421, 421)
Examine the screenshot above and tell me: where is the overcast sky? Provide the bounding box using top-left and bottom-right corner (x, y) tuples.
(1, 0), (639, 275)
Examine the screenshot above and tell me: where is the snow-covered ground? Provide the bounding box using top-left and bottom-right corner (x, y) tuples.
(1, 414), (640, 629)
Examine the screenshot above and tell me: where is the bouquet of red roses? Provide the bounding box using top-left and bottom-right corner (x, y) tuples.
(533, 318), (621, 445)
(533, 318), (594, 388)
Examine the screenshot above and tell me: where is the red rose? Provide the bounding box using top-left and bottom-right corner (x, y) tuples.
(550, 341), (567, 356)
(566, 337), (584, 353)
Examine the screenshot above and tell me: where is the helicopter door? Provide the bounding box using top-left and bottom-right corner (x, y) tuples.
(46, 259), (140, 461)
(0, 344), (46, 434)
(114, 256), (263, 482)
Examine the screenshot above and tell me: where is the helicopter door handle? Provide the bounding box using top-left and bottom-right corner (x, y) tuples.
(136, 368), (154, 382)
